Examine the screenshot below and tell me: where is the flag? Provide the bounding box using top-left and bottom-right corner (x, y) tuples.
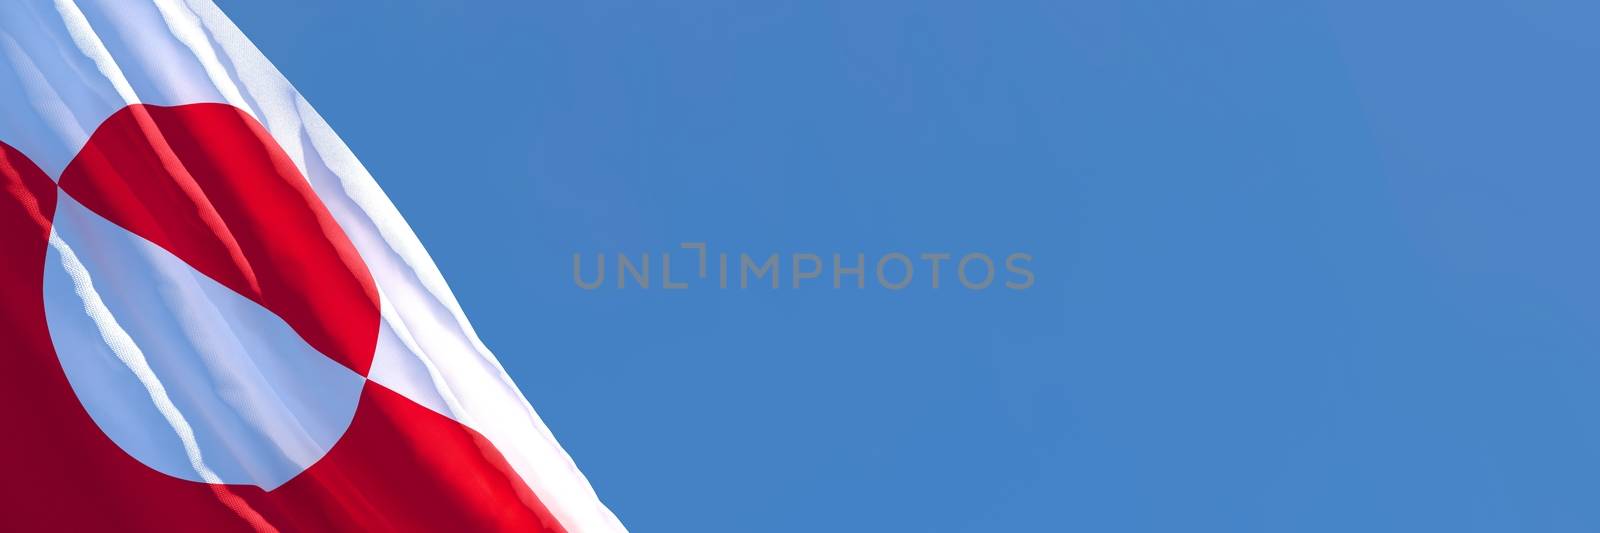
(0, 1), (625, 531)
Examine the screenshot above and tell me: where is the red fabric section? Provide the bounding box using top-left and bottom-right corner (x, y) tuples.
(59, 104), (379, 375)
(252, 383), (568, 532)
(0, 107), (568, 531)
(0, 140), (267, 530)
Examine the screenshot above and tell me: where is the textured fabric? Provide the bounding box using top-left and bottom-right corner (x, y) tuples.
(0, 1), (624, 531)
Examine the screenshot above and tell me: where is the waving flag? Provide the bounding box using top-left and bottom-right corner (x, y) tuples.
(0, 1), (624, 531)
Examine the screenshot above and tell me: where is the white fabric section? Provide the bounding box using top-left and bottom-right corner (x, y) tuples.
(44, 195), (365, 490)
(0, 0), (257, 176)
(1, 1), (625, 530)
(0, 1), (129, 176)
(366, 291), (455, 417)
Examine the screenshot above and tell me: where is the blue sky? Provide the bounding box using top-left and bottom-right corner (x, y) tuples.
(221, 1), (1600, 531)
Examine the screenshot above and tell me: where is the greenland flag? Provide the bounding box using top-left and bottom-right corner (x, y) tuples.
(0, 1), (624, 531)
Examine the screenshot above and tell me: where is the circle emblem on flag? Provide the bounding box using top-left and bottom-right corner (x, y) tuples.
(40, 103), (381, 490)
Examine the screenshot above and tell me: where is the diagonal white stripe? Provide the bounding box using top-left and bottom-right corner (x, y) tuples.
(51, 0), (139, 105)
(149, 0), (255, 120)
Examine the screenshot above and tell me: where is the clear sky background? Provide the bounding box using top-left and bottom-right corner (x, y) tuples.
(221, 1), (1599, 531)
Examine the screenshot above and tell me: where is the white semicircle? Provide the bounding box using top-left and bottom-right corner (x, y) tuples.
(41, 193), (366, 490)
